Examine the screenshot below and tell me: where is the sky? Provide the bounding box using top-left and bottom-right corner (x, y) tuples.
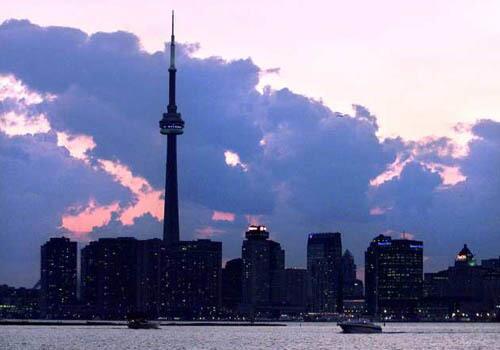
(0, 1), (499, 287)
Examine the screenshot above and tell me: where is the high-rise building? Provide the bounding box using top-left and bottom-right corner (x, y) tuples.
(221, 258), (243, 313)
(136, 239), (166, 319)
(421, 245), (498, 321)
(0, 285), (40, 319)
(307, 232), (343, 313)
(365, 234), (423, 318)
(283, 268), (308, 312)
(341, 249), (363, 299)
(160, 11), (185, 246)
(241, 225), (285, 315)
(482, 257), (500, 269)
(162, 239), (222, 319)
(40, 237), (77, 319)
(81, 237), (138, 320)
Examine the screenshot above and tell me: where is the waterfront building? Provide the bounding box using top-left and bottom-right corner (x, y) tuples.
(221, 258), (243, 314)
(241, 225), (285, 316)
(40, 237), (77, 319)
(307, 232), (343, 313)
(282, 268), (308, 313)
(0, 284), (39, 319)
(481, 257), (500, 269)
(421, 245), (499, 321)
(136, 239), (166, 319)
(365, 234), (423, 319)
(162, 239), (222, 319)
(81, 237), (138, 320)
(341, 249), (364, 299)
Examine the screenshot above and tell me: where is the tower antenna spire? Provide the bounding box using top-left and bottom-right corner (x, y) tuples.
(160, 10), (185, 246)
(170, 10), (175, 68)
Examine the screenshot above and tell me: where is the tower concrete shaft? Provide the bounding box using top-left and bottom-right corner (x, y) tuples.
(160, 11), (184, 245)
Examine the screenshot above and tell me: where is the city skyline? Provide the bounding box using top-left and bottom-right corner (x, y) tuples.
(1, 11), (500, 288)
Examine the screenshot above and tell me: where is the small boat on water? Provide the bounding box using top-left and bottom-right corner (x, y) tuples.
(127, 312), (160, 329)
(337, 320), (382, 333)
(127, 318), (160, 329)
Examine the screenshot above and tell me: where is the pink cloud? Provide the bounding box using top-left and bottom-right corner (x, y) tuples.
(369, 206), (391, 216)
(56, 131), (96, 162)
(400, 232), (416, 240)
(224, 150), (248, 171)
(97, 159), (163, 225)
(0, 74), (53, 105)
(61, 199), (119, 235)
(195, 226), (225, 239)
(370, 153), (412, 187)
(212, 210), (235, 222)
(0, 111), (51, 137)
(245, 214), (264, 225)
(424, 162), (466, 186)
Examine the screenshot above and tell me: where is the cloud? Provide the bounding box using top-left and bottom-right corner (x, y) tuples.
(0, 111), (50, 136)
(212, 210), (236, 222)
(1, 19), (499, 286)
(61, 199), (120, 236)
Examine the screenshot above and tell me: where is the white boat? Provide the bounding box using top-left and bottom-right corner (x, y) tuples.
(337, 320), (382, 333)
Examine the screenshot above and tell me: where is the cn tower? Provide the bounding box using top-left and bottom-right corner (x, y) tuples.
(159, 11), (185, 246)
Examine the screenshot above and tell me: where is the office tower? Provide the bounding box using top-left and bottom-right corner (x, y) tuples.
(241, 225), (285, 314)
(81, 237), (138, 320)
(136, 239), (166, 319)
(40, 237), (77, 319)
(221, 258), (243, 313)
(307, 232), (343, 313)
(341, 249), (363, 299)
(0, 285), (40, 319)
(454, 244), (476, 267)
(160, 12), (185, 246)
(162, 239), (222, 319)
(365, 234), (423, 318)
(481, 257), (500, 269)
(283, 268), (308, 312)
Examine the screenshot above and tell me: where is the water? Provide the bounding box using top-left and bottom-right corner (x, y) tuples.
(1, 323), (499, 349)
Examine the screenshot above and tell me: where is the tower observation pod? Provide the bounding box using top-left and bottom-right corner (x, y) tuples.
(160, 11), (185, 246)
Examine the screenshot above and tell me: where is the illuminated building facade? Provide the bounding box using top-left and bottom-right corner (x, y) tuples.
(81, 237), (139, 320)
(307, 232), (343, 313)
(162, 239), (222, 319)
(0, 285), (39, 319)
(40, 237), (77, 319)
(241, 225), (285, 315)
(365, 234), (423, 318)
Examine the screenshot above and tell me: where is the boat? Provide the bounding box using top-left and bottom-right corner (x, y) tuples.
(127, 318), (160, 329)
(127, 312), (160, 329)
(337, 320), (382, 333)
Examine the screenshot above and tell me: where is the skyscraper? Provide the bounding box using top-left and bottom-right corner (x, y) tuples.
(81, 237), (139, 320)
(160, 11), (185, 246)
(341, 249), (364, 299)
(241, 225), (285, 315)
(40, 237), (77, 319)
(162, 239), (222, 319)
(307, 232), (343, 313)
(221, 258), (243, 313)
(365, 234), (423, 318)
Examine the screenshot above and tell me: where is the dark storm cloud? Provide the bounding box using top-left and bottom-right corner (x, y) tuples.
(0, 132), (127, 285)
(1, 19), (499, 286)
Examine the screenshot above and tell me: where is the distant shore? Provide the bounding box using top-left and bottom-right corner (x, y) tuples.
(0, 320), (287, 327)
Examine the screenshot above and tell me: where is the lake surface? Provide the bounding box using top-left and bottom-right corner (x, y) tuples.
(1, 323), (499, 349)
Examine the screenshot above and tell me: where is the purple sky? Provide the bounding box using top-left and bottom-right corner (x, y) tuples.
(1, 2), (500, 286)
(3, 1), (500, 140)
